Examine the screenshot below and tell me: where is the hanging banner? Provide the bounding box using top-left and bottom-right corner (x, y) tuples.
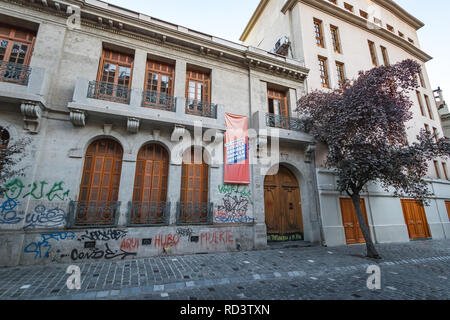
(224, 113), (250, 184)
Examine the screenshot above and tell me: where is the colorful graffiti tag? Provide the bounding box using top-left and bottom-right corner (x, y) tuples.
(215, 184), (255, 223)
(3, 178), (70, 202)
(24, 231), (76, 260)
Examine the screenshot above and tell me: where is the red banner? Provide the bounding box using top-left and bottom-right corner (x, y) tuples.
(224, 113), (250, 184)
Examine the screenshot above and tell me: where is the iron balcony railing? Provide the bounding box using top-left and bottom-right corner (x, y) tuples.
(185, 98), (217, 119)
(0, 61), (31, 85)
(127, 201), (171, 227)
(265, 113), (305, 132)
(87, 80), (131, 104)
(142, 91), (175, 111)
(68, 201), (121, 228)
(176, 202), (213, 225)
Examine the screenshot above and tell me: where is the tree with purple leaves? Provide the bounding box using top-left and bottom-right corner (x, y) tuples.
(297, 59), (450, 259)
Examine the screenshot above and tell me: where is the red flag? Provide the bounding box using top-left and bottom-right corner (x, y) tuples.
(224, 113), (250, 184)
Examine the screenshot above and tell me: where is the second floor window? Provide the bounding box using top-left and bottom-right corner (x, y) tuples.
(143, 60), (174, 110)
(330, 25), (341, 53)
(424, 95), (433, 120)
(0, 23), (35, 66)
(186, 69), (211, 116)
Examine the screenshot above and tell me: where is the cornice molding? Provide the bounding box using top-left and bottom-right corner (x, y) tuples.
(0, 0), (308, 81)
(281, 0), (432, 62)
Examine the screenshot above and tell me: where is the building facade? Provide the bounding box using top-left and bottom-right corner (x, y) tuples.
(0, 0), (324, 267)
(241, 0), (450, 246)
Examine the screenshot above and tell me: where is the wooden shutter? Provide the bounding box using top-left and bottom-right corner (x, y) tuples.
(446, 201), (450, 221)
(180, 147), (208, 205)
(340, 198), (369, 245)
(79, 139), (123, 203)
(186, 70), (210, 103)
(133, 144), (169, 203)
(97, 49), (134, 87)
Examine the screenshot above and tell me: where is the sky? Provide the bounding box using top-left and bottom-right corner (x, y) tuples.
(104, 0), (450, 95)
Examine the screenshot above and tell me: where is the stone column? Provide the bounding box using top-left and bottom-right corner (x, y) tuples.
(167, 163), (182, 225)
(117, 153), (137, 227)
(130, 49), (147, 107)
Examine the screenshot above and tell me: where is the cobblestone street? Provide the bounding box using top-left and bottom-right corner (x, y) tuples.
(0, 239), (449, 300)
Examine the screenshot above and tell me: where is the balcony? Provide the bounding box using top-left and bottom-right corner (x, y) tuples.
(142, 91), (175, 111)
(127, 201), (171, 227)
(87, 81), (131, 104)
(185, 98), (217, 119)
(176, 202), (214, 225)
(68, 201), (121, 228)
(0, 62), (46, 104)
(252, 111), (314, 144)
(0, 61), (31, 86)
(68, 78), (225, 132)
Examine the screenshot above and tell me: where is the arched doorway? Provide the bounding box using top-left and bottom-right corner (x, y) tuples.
(264, 165), (303, 242)
(179, 146), (210, 224)
(77, 139), (123, 226)
(131, 143), (169, 225)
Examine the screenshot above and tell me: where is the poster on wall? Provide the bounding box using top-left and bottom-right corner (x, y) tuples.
(224, 113), (250, 184)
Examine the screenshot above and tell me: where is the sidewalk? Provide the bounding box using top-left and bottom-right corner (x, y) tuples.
(0, 239), (449, 300)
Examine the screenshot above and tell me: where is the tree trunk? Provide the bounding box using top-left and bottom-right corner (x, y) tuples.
(350, 193), (382, 259)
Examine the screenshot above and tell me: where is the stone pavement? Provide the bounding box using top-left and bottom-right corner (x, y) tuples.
(0, 239), (449, 300)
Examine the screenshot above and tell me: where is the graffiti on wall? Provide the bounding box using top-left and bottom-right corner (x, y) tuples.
(77, 229), (128, 242)
(200, 230), (233, 249)
(176, 227), (194, 238)
(0, 199), (67, 228)
(24, 231), (76, 260)
(3, 178), (70, 202)
(70, 243), (137, 261)
(120, 238), (139, 252)
(215, 184), (255, 224)
(154, 234), (181, 249)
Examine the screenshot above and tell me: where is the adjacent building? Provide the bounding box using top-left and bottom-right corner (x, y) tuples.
(0, 0), (321, 267)
(241, 0), (450, 246)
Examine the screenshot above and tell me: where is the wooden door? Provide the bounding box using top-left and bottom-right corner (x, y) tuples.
(264, 165), (303, 241)
(186, 70), (210, 115)
(78, 139), (123, 226)
(79, 139), (123, 203)
(180, 148), (209, 223)
(340, 198), (369, 245)
(267, 89), (289, 129)
(401, 199), (431, 240)
(132, 144), (169, 224)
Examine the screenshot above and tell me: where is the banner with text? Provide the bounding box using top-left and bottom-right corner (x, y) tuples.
(224, 113), (250, 184)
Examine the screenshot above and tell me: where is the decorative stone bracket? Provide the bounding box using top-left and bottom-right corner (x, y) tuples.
(70, 109), (87, 127)
(20, 102), (43, 134)
(305, 144), (316, 163)
(127, 117), (140, 134)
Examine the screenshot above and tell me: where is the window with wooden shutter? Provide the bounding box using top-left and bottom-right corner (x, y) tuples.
(330, 25), (341, 53)
(424, 95), (433, 119)
(179, 147), (209, 224)
(143, 60), (175, 110)
(416, 91), (425, 116)
(380, 46), (389, 66)
(446, 201), (450, 220)
(131, 143), (169, 225)
(77, 139), (123, 226)
(267, 89), (289, 129)
(336, 62), (345, 88)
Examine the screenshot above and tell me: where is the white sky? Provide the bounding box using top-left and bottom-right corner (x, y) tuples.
(105, 0), (450, 97)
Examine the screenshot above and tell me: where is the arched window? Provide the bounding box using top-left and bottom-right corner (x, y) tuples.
(179, 147), (210, 224)
(130, 143), (169, 225)
(75, 139), (123, 227)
